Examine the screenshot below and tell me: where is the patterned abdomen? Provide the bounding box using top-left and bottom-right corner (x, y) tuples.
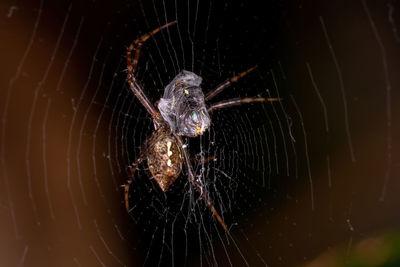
(146, 128), (183, 191)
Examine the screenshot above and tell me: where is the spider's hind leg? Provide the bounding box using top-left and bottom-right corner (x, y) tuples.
(192, 155), (216, 164)
(201, 192), (229, 233)
(124, 157), (144, 213)
(176, 134), (229, 232)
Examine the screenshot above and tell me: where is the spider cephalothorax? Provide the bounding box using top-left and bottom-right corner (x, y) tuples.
(158, 70), (211, 137)
(124, 21), (278, 232)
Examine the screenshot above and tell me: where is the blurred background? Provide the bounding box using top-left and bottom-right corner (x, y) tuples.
(0, 0), (400, 266)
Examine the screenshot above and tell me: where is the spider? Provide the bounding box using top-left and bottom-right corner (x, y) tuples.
(124, 21), (278, 232)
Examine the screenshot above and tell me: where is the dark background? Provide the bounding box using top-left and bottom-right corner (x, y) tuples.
(1, 0), (400, 266)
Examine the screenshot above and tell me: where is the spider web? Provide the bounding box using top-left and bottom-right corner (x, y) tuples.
(1, 0), (400, 266)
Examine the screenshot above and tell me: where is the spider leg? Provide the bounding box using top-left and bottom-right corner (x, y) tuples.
(124, 157), (144, 213)
(192, 155), (216, 164)
(205, 66), (257, 101)
(175, 134), (228, 232)
(127, 21), (177, 125)
(208, 97), (280, 113)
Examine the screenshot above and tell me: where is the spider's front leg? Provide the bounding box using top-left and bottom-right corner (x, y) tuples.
(208, 97), (280, 112)
(205, 66), (280, 112)
(126, 21), (177, 125)
(205, 66), (257, 101)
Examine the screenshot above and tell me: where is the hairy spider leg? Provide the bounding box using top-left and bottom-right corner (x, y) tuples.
(191, 155), (216, 164)
(205, 66), (257, 101)
(175, 134), (229, 233)
(126, 21), (177, 125)
(208, 97), (280, 112)
(124, 157), (144, 213)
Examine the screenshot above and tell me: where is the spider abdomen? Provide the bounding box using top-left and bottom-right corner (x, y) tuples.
(146, 127), (183, 191)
